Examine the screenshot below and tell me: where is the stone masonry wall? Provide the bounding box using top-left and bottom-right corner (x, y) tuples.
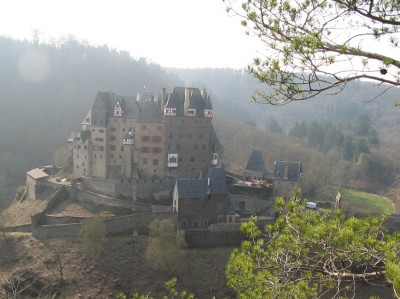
(32, 212), (176, 239)
(75, 188), (150, 212)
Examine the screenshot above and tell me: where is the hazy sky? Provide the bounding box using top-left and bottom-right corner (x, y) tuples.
(0, 0), (262, 68)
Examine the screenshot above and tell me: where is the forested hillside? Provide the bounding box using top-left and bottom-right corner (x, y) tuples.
(170, 68), (400, 137)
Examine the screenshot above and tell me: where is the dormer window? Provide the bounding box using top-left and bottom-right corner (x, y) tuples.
(188, 108), (196, 117)
(164, 107), (177, 116)
(114, 100), (123, 117)
(204, 109), (213, 118)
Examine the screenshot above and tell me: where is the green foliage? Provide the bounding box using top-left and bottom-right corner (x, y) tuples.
(226, 195), (400, 298)
(145, 219), (187, 273)
(287, 118), (378, 161)
(226, 0), (400, 103)
(79, 216), (107, 260)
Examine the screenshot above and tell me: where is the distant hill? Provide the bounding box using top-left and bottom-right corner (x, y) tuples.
(168, 68), (400, 137)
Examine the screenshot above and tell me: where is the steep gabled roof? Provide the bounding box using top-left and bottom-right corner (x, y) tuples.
(245, 150), (267, 174)
(117, 96), (140, 118)
(138, 100), (162, 123)
(175, 167), (228, 199)
(166, 87), (208, 117)
(273, 161), (303, 181)
(210, 127), (224, 153)
(176, 179), (208, 199)
(208, 167), (228, 195)
(168, 141), (178, 154)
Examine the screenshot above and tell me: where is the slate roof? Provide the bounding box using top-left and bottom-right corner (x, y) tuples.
(245, 150), (267, 174)
(90, 92), (140, 123)
(210, 127), (224, 153)
(168, 141), (178, 154)
(117, 96), (140, 118)
(176, 167), (228, 199)
(138, 100), (162, 123)
(272, 161), (303, 181)
(165, 87), (210, 117)
(176, 179), (208, 199)
(208, 167), (228, 195)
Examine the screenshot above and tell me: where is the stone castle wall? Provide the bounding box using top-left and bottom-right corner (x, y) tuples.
(32, 212), (177, 239)
(75, 188), (150, 212)
(80, 177), (117, 197)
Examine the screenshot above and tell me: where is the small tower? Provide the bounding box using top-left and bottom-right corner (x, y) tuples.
(122, 130), (135, 178)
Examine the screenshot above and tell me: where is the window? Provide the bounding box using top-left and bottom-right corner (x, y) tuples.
(94, 137), (104, 142)
(99, 129), (104, 133)
(110, 127), (116, 132)
(141, 136), (150, 142)
(194, 144), (198, 150)
(189, 133), (192, 139)
(202, 144), (206, 150)
(153, 159), (158, 165)
(142, 158), (148, 165)
(157, 125), (163, 131)
(123, 119), (127, 124)
(218, 215), (223, 223)
(141, 125), (146, 130)
(169, 156), (177, 163)
(122, 128), (126, 132)
(84, 145), (87, 150)
(169, 133), (173, 139)
(109, 145), (116, 151)
(190, 156), (195, 162)
(110, 135), (116, 141)
(121, 146), (124, 151)
(179, 157), (182, 162)
(199, 133), (203, 139)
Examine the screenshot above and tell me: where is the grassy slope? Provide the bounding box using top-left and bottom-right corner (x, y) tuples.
(340, 188), (394, 215)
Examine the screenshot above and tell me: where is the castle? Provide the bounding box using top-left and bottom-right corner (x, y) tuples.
(69, 87), (223, 201)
